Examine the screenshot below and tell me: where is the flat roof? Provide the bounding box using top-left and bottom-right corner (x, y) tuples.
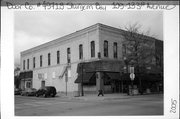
(21, 23), (161, 56)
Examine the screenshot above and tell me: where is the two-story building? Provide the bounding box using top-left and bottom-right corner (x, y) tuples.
(19, 23), (163, 95)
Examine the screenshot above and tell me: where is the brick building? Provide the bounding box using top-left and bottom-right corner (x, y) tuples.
(19, 23), (163, 95)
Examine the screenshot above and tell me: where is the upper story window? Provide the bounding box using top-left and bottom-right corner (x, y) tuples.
(57, 51), (60, 64)
(48, 53), (51, 66)
(23, 60), (25, 70)
(67, 48), (71, 63)
(104, 40), (108, 57)
(33, 57), (35, 68)
(27, 59), (29, 69)
(79, 44), (83, 60)
(91, 41), (95, 58)
(40, 55), (43, 67)
(113, 42), (118, 59)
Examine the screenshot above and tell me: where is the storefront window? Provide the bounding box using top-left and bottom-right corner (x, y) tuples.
(26, 81), (31, 88)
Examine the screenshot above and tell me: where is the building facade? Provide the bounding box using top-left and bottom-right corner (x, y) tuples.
(19, 23), (163, 95)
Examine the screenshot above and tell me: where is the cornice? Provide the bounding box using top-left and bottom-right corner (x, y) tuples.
(21, 23), (99, 56)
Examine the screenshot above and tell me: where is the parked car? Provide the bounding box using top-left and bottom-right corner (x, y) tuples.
(15, 88), (22, 95)
(21, 88), (37, 96)
(36, 86), (57, 97)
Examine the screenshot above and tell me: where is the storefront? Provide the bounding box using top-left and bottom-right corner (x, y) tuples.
(19, 71), (33, 90)
(75, 60), (163, 95)
(74, 60), (124, 94)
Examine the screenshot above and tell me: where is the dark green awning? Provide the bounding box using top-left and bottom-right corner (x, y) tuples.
(106, 72), (121, 80)
(75, 72), (95, 83)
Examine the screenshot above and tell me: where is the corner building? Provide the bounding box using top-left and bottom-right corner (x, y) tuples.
(20, 23), (163, 95)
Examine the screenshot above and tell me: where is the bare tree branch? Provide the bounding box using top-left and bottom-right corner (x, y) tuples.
(122, 22), (156, 73)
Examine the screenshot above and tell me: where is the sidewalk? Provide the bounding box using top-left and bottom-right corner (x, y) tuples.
(56, 92), (163, 101)
(57, 93), (134, 101)
(74, 93), (131, 101)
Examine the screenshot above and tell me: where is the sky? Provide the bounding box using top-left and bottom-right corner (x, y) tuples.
(14, 11), (163, 67)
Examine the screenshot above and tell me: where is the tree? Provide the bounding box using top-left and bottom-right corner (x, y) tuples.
(14, 67), (20, 88)
(122, 22), (157, 94)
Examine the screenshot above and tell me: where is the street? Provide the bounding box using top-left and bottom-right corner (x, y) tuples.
(15, 94), (163, 116)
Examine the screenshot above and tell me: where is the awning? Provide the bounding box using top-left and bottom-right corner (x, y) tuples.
(19, 71), (33, 79)
(74, 72), (95, 83)
(106, 72), (121, 80)
(76, 60), (123, 73)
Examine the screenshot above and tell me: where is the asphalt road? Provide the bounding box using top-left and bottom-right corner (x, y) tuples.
(15, 94), (163, 116)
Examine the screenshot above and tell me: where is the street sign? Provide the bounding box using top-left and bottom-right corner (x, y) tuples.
(130, 73), (135, 80)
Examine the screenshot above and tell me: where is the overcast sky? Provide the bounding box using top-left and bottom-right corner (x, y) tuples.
(14, 11), (163, 67)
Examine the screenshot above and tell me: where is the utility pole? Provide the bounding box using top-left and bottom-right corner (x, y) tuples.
(81, 63), (84, 96)
(65, 71), (68, 96)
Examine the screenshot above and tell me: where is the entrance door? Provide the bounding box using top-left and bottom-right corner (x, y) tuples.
(41, 80), (45, 89)
(26, 81), (32, 88)
(114, 81), (120, 93)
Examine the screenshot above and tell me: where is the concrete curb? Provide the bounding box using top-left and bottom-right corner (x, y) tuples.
(56, 93), (163, 101)
(56, 93), (131, 101)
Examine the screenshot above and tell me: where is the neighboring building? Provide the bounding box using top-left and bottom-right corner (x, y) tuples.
(19, 23), (163, 95)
